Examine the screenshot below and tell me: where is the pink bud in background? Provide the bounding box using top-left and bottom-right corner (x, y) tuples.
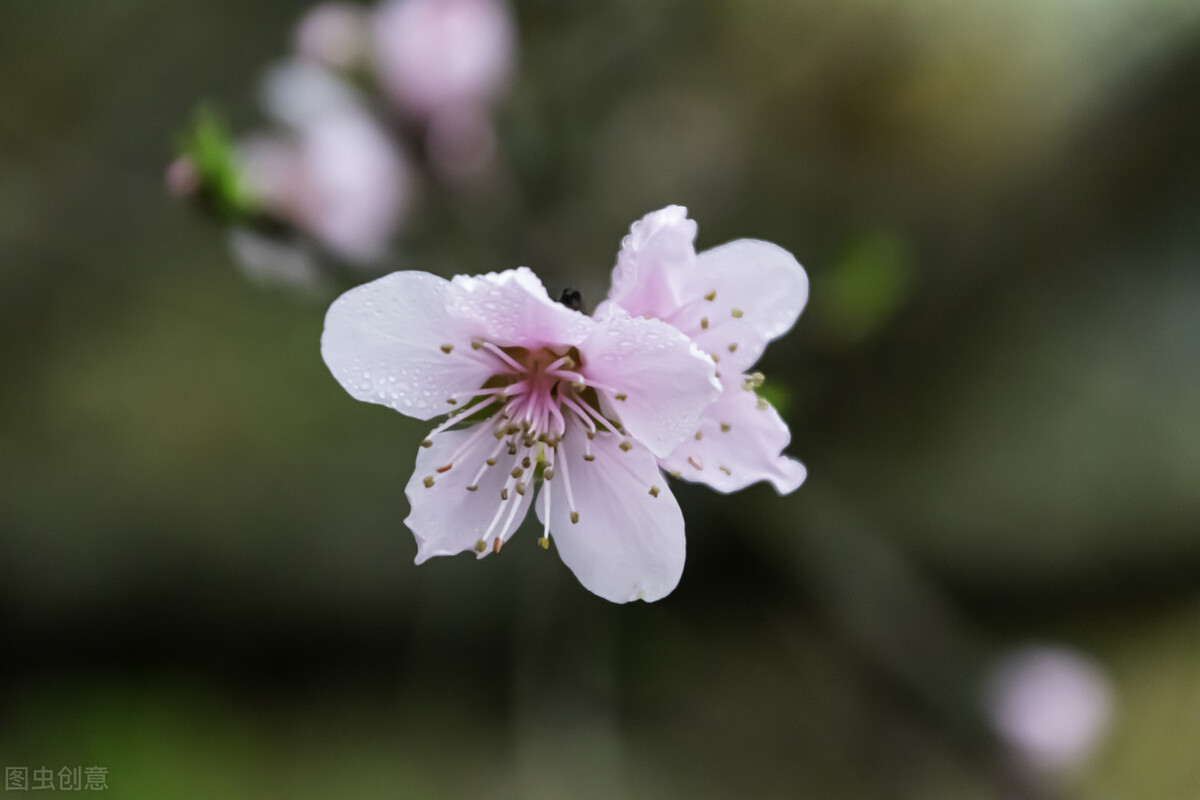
(984, 645), (1114, 776)
(374, 0), (516, 120)
(164, 156), (200, 199)
(295, 3), (370, 72)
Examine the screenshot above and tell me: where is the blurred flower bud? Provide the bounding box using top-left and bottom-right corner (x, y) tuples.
(260, 59), (361, 129)
(374, 0), (516, 121)
(164, 156), (200, 199)
(295, 3), (370, 72)
(983, 645), (1114, 777)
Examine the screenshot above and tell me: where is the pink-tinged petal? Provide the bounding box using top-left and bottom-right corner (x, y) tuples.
(603, 205), (697, 320)
(538, 423), (685, 603)
(405, 426), (533, 562)
(449, 266), (595, 349)
(677, 239), (808, 371)
(322, 271), (495, 420)
(578, 315), (720, 458)
(660, 376), (806, 494)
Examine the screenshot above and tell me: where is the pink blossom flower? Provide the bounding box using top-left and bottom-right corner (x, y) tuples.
(295, 3), (369, 72)
(596, 206), (808, 494)
(321, 267), (720, 602)
(373, 0), (516, 121)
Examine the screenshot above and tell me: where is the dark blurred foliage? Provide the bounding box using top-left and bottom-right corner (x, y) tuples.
(2, 1), (1199, 798)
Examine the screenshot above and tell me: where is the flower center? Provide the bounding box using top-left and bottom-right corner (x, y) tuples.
(419, 338), (632, 553)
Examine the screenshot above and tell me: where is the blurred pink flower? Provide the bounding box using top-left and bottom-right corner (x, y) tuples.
(984, 645), (1114, 775)
(321, 267), (720, 602)
(241, 63), (412, 263)
(295, 3), (370, 71)
(373, 0), (515, 120)
(597, 206), (808, 494)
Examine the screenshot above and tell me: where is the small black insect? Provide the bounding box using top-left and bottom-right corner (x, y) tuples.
(557, 288), (583, 311)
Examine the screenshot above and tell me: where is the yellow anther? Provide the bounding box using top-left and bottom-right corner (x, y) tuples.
(486, 458), (497, 466)
(466, 485), (478, 492)
(668, 469), (682, 479)
(694, 430), (703, 441)
(586, 431), (596, 440)
(501, 488), (509, 500)
(700, 317), (709, 329)
(757, 397), (770, 410)
(614, 393), (628, 402)
(515, 482), (527, 496)
(511, 466), (524, 479)
(711, 353), (720, 363)
(440, 344), (454, 354)
(727, 342), (738, 353)
(544, 468), (555, 481)
(422, 476), (435, 488)
(474, 539), (487, 553)
(720, 422), (731, 433)
(420, 440), (433, 448)
(522, 456), (532, 469)
(538, 537), (550, 550)
(719, 465), (732, 475)
(731, 308), (744, 318)
(570, 511), (580, 524)
(619, 441), (633, 452)
(583, 454), (596, 462)
(704, 290), (717, 302)
(446, 398), (457, 405)
(649, 485), (660, 497)
(471, 339), (483, 350)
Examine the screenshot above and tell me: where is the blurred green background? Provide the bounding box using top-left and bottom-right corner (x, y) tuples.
(3, 0), (1200, 797)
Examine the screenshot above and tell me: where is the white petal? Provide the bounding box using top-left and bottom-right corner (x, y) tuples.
(322, 271), (495, 420)
(660, 375), (806, 494)
(604, 205), (697, 320)
(682, 239), (808, 372)
(578, 314), (720, 458)
(449, 267), (595, 349)
(405, 425), (533, 562)
(538, 424), (685, 603)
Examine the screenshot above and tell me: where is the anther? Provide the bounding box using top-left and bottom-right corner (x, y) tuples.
(440, 344), (454, 354)
(501, 488), (509, 501)
(560, 356), (576, 369)
(436, 463), (453, 473)
(474, 539), (487, 553)
(700, 317), (709, 329)
(515, 482), (527, 496)
(572, 381), (586, 392)
(749, 372), (765, 387)
(586, 431), (596, 440)
(494, 427), (505, 439)
(727, 342), (738, 353)
(422, 475), (435, 488)
(614, 393), (627, 402)
(493, 537), (503, 554)
(446, 398), (458, 405)
(583, 454), (596, 462)
(704, 290), (717, 301)
(507, 444), (518, 455)
(668, 469), (682, 478)
(757, 397), (770, 410)
(486, 458), (497, 466)
(471, 339), (484, 350)
(511, 466), (524, 479)
(538, 537), (550, 549)
(466, 485), (479, 492)
(505, 424), (521, 435)
(731, 308), (744, 318)
(420, 440), (433, 448)
(649, 485), (660, 497)
(544, 468), (555, 481)
(694, 430), (703, 441)
(719, 465), (732, 475)
(720, 422), (731, 432)
(711, 353), (720, 363)
(687, 456), (703, 470)
(619, 441), (633, 452)
(570, 511), (580, 524)
(521, 456), (532, 469)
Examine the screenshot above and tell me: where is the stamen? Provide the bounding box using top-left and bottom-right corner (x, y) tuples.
(440, 344), (454, 354)
(614, 393), (627, 402)
(466, 485), (478, 492)
(727, 343), (738, 353)
(704, 290), (717, 301)
(475, 539), (487, 553)
(501, 488), (509, 501)
(436, 464), (453, 473)
(420, 440), (433, 448)
(446, 398), (457, 405)
(477, 340), (528, 373)
(583, 454), (596, 462)
(570, 511), (579, 524)
(511, 466), (524, 479)
(687, 456), (703, 470)
(757, 397), (770, 410)
(719, 465), (732, 475)
(515, 482), (527, 496)
(694, 430), (703, 441)
(649, 486), (660, 497)
(619, 441), (633, 452)
(423, 475), (435, 487)
(711, 353), (720, 363)
(538, 537), (550, 549)
(731, 308), (743, 318)
(557, 445), (579, 523)
(493, 537), (503, 554)
(720, 422), (731, 432)
(700, 317), (709, 329)
(668, 469), (681, 478)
